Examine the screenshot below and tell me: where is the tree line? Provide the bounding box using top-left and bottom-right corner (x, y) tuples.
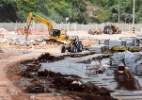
(0, 0), (142, 24)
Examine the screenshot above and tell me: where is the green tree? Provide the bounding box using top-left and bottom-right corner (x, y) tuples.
(1, 0), (142, 23)
(0, 0), (18, 22)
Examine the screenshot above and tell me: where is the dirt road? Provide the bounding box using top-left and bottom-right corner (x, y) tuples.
(0, 52), (42, 100)
(0, 48), (65, 100)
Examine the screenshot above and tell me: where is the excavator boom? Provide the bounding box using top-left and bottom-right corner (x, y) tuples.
(24, 12), (53, 39)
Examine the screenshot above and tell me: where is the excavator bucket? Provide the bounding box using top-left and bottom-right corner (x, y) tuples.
(25, 32), (29, 40)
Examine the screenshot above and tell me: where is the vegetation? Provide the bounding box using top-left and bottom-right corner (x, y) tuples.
(0, 0), (18, 22)
(0, 0), (142, 24)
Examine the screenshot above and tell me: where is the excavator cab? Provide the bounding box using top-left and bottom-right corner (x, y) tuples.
(48, 29), (69, 44)
(49, 29), (60, 37)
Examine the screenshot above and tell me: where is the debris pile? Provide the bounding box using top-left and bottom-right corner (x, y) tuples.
(38, 53), (56, 62)
(37, 52), (96, 63)
(18, 53), (117, 100)
(112, 51), (142, 74)
(50, 76), (84, 91)
(20, 62), (41, 78)
(1, 34), (47, 46)
(78, 55), (110, 64)
(114, 70), (136, 90)
(38, 69), (80, 78)
(111, 51), (142, 90)
(25, 78), (50, 93)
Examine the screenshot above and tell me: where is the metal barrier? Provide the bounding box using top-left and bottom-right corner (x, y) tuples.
(0, 23), (141, 32)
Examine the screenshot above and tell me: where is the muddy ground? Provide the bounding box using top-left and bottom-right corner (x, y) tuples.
(0, 30), (142, 100)
(6, 53), (117, 100)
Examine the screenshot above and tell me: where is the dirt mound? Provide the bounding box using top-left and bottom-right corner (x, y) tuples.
(37, 53), (56, 62)
(114, 70), (137, 90)
(0, 49), (3, 53)
(38, 69), (80, 78)
(17, 53), (117, 100)
(37, 52), (96, 63)
(21, 68), (116, 100)
(0, 28), (8, 33)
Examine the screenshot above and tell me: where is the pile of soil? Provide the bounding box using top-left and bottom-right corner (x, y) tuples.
(16, 53), (117, 100)
(36, 52), (96, 63)
(114, 70), (137, 90)
(78, 54), (110, 64)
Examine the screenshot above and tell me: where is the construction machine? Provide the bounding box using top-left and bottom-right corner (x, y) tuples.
(101, 38), (141, 54)
(103, 25), (121, 34)
(103, 46), (140, 54)
(24, 12), (83, 53)
(88, 29), (102, 35)
(61, 35), (83, 53)
(24, 12), (70, 45)
(88, 44), (140, 54)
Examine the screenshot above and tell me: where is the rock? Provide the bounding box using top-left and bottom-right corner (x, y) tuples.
(39, 41), (46, 46)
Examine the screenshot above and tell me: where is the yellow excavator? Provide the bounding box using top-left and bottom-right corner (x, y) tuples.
(24, 12), (83, 53)
(24, 12), (71, 45)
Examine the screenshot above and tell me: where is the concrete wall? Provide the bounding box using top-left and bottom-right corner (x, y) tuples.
(0, 22), (141, 32)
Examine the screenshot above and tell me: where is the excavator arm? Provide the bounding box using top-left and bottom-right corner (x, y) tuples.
(24, 12), (71, 45)
(24, 12), (53, 39)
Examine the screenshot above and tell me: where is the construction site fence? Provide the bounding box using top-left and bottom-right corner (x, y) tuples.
(0, 22), (142, 32)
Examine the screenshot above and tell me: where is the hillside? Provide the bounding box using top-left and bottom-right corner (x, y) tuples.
(0, 0), (142, 24)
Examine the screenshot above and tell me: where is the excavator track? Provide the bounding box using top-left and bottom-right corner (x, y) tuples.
(44, 39), (64, 45)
